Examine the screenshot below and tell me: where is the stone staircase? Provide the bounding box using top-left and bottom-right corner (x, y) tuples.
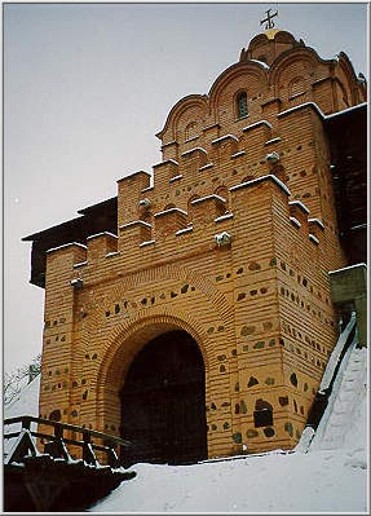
(310, 334), (367, 451)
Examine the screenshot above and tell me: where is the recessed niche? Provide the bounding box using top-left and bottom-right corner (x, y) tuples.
(290, 373), (298, 387)
(233, 432), (242, 443)
(263, 427), (275, 438)
(241, 325), (255, 337)
(49, 409), (61, 421)
(247, 376), (259, 387)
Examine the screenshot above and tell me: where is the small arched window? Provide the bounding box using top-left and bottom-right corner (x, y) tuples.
(237, 91), (248, 119)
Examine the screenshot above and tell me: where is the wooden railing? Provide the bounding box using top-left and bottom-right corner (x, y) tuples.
(4, 415), (133, 469)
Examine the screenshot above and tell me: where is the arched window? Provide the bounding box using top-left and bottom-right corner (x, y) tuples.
(236, 91), (248, 118)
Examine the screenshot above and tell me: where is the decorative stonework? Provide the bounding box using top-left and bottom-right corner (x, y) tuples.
(31, 28), (366, 462)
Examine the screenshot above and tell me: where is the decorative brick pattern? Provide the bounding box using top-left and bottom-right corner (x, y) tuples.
(38, 29), (366, 460)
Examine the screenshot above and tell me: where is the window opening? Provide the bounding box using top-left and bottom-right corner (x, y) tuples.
(237, 92), (248, 118)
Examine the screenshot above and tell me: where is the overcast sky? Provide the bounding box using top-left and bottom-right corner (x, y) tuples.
(4, 2), (368, 372)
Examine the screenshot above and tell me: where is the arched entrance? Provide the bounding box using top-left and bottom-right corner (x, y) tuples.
(119, 329), (207, 465)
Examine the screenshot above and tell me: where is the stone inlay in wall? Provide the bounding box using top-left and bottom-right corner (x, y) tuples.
(285, 422), (293, 436)
(241, 326), (256, 336)
(263, 427), (275, 437)
(233, 432), (242, 443)
(248, 376), (259, 387)
(290, 373), (298, 387)
(279, 396), (289, 406)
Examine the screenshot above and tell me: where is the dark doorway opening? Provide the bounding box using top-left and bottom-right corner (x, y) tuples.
(119, 330), (207, 465)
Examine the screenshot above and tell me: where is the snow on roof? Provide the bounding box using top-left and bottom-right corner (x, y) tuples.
(191, 194), (226, 204)
(86, 231), (118, 241)
(176, 225), (193, 236)
(231, 151), (246, 159)
(309, 233), (319, 245)
(153, 158), (179, 168)
(141, 185), (154, 193)
(211, 134), (239, 145)
(154, 207), (188, 217)
(199, 163), (214, 171)
(73, 260), (88, 268)
(242, 119), (272, 132)
(139, 240), (156, 248)
(249, 58), (270, 70)
(46, 242), (87, 254)
(229, 174), (291, 196)
(215, 213), (234, 223)
(308, 217), (325, 229)
(277, 101), (367, 122)
(119, 220), (152, 230)
(181, 147), (207, 157)
(289, 200), (310, 214)
(277, 101), (325, 119)
(289, 216), (301, 228)
(265, 137), (282, 145)
(350, 223), (367, 231)
(169, 174), (183, 183)
(325, 102), (367, 120)
(328, 262), (367, 275)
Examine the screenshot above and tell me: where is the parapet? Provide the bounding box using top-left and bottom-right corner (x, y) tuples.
(47, 174), (326, 283)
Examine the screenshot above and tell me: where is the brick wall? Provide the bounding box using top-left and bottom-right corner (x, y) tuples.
(39, 30), (366, 459)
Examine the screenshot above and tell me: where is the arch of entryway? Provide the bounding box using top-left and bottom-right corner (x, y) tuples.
(95, 311), (214, 442)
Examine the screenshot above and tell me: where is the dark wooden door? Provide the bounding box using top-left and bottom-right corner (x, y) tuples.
(119, 330), (207, 465)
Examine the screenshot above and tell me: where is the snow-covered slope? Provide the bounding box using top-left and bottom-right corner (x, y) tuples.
(311, 339), (367, 453)
(3, 342), (368, 513)
(91, 338), (368, 513)
(4, 374), (40, 419)
(4, 374), (41, 460)
(90, 448), (367, 513)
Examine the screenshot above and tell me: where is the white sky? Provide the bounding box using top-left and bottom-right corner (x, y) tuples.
(4, 2), (369, 372)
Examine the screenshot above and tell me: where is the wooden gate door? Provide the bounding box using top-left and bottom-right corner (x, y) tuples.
(119, 330), (207, 465)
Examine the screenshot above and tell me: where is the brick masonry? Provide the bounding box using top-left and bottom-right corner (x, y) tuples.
(38, 30), (366, 459)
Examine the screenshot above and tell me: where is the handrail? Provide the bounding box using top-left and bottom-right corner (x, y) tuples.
(4, 415), (134, 468)
(4, 415), (131, 446)
(306, 312), (357, 431)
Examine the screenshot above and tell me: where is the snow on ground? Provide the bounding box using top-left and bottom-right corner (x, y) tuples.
(4, 374), (41, 458)
(90, 448), (367, 513)
(91, 343), (368, 513)
(3, 343), (368, 513)
(4, 374), (40, 419)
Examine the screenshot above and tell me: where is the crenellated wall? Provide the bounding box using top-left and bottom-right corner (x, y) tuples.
(40, 170), (340, 456)
(37, 29), (366, 460)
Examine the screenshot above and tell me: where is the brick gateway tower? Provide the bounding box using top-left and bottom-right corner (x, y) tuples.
(24, 29), (366, 462)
